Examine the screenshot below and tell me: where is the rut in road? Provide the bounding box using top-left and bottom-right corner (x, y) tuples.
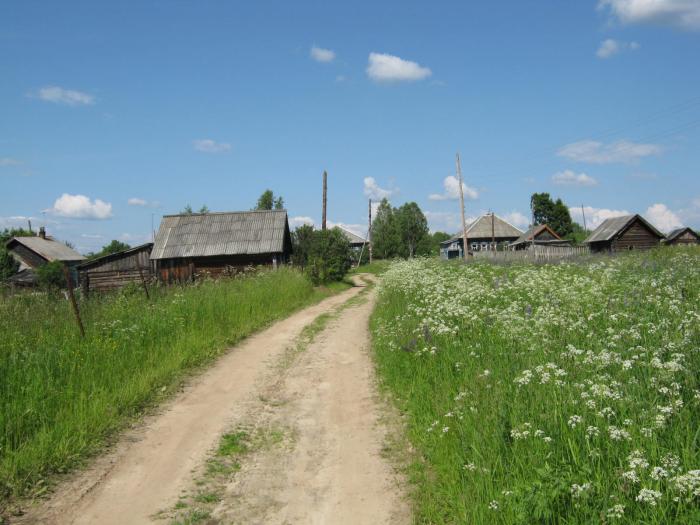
(17, 276), (407, 525)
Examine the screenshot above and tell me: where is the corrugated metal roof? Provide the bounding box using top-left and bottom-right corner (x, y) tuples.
(338, 226), (366, 245)
(8, 236), (86, 262)
(151, 210), (289, 260)
(442, 214), (524, 244)
(584, 214), (664, 243)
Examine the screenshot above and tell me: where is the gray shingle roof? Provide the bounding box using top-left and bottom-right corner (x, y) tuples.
(666, 227), (699, 242)
(338, 226), (366, 245)
(8, 236), (86, 262)
(151, 210), (289, 260)
(583, 214), (664, 244)
(510, 224), (562, 247)
(442, 214), (524, 244)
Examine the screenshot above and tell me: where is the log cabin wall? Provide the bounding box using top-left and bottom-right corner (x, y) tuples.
(80, 245), (153, 293)
(611, 220), (662, 251)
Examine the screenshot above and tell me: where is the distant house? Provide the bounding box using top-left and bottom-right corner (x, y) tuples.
(509, 224), (570, 250)
(665, 227), (700, 246)
(5, 227), (85, 286)
(583, 214), (664, 253)
(440, 213), (523, 259)
(338, 226), (367, 249)
(78, 243), (153, 294)
(150, 210), (292, 282)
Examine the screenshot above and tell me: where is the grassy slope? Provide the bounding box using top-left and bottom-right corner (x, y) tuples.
(371, 249), (700, 524)
(0, 268), (348, 502)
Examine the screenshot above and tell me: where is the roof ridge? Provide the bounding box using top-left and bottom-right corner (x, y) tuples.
(162, 209), (287, 218)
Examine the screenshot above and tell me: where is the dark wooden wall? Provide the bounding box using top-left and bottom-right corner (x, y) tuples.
(612, 220), (662, 251)
(155, 253), (284, 283)
(535, 230), (557, 241)
(80, 249), (153, 293)
(668, 231), (699, 246)
(8, 243), (47, 269)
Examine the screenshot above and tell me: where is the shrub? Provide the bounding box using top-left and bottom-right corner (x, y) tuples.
(36, 261), (67, 290)
(307, 228), (352, 285)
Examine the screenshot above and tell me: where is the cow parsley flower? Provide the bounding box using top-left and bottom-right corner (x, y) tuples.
(636, 488), (662, 506)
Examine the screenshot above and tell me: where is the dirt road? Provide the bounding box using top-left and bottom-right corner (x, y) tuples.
(19, 276), (407, 524)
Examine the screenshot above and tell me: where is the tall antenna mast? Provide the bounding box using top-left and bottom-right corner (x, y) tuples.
(456, 153), (469, 261)
(322, 170), (327, 231)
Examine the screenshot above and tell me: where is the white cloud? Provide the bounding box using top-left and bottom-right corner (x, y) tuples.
(424, 211), (479, 233)
(596, 39), (640, 58)
(289, 216), (315, 229)
(34, 86), (95, 106)
(552, 169), (598, 187)
(47, 193), (113, 220)
(677, 197), (700, 225)
(504, 211), (530, 229)
(557, 139), (662, 164)
(429, 175), (479, 201)
(0, 157), (21, 166)
(363, 177), (396, 200)
(128, 197), (147, 206)
(570, 205), (630, 229)
(193, 139), (231, 153)
(366, 52), (432, 82)
(645, 203), (683, 232)
(599, 0), (700, 30)
(310, 46), (335, 63)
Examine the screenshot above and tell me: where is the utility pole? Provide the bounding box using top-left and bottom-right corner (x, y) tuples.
(456, 153), (469, 261)
(581, 204), (588, 232)
(368, 198), (373, 264)
(491, 210), (495, 250)
(322, 170), (327, 231)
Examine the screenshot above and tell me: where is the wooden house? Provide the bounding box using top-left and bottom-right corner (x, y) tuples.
(509, 224), (571, 250)
(338, 226), (366, 249)
(150, 210), (292, 282)
(440, 213), (523, 259)
(5, 227), (85, 286)
(583, 214), (664, 253)
(664, 227), (700, 246)
(78, 243), (153, 294)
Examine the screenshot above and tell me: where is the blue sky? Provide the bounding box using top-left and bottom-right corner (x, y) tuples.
(1, 0), (699, 253)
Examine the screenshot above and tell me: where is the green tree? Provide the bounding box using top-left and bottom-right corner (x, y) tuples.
(182, 204), (193, 214)
(307, 227), (352, 285)
(199, 204), (210, 213)
(371, 199), (401, 259)
(417, 231), (450, 256)
(274, 196), (284, 210)
(291, 224), (315, 269)
(530, 193), (574, 238)
(256, 190), (285, 210)
(395, 202), (429, 257)
(0, 227), (34, 280)
(87, 240), (131, 260)
(36, 260), (67, 290)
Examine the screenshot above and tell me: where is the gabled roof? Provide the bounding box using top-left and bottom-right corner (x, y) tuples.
(510, 224), (562, 247)
(338, 226), (366, 245)
(441, 214), (524, 244)
(6, 236), (86, 262)
(666, 227), (700, 242)
(151, 210), (290, 260)
(78, 243), (153, 270)
(583, 214), (664, 244)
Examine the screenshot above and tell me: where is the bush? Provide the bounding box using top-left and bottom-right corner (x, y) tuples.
(307, 228), (352, 285)
(36, 261), (67, 290)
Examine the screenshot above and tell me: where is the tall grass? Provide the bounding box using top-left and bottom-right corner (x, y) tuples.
(0, 268), (344, 501)
(371, 249), (700, 524)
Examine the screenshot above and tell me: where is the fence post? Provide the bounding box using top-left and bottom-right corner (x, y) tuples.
(63, 265), (85, 338)
(136, 258), (150, 300)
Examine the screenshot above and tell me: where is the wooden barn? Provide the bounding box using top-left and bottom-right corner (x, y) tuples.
(338, 226), (367, 249)
(5, 227), (85, 286)
(664, 227), (700, 246)
(440, 213), (523, 259)
(150, 210), (292, 282)
(78, 243), (153, 294)
(584, 214), (664, 253)
(509, 224), (570, 250)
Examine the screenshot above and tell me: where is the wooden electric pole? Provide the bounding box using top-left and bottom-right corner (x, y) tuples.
(456, 153), (469, 261)
(322, 170), (328, 231)
(368, 198), (373, 264)
(581, 204), (587, 232)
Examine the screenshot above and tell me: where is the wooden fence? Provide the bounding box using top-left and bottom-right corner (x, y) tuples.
(472, 244), (589, 263)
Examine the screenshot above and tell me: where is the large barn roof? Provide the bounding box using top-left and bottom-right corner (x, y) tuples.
(442, 213), (524, 244)
(583, 214), (664, 244)
(151, 210), (290, 260)
(6, 236), (86, 262)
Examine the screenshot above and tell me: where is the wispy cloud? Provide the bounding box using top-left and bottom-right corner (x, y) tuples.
(429, 175), (478, 201)
(503, 211), (530, 229)
(598, 0), (700, 31)
(289, 216), (315, 229)
(557, 139), (662, 164)
(596, 38), (640, 58)
(47, 193), (113, 220)
(193, 139), (231, 153)
(310, 46), (335, 63)
(363, 177), (397, 200)
(0, 157), (21, 167)
(366, 52), (432, 82)
(127, 197), (160, 208)
(552, 169), (598, 187)
(33, 86), (95, 106)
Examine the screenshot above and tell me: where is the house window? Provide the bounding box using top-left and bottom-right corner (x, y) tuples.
(471, 242), (479, 251)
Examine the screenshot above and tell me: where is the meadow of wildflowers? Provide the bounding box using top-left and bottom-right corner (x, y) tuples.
(0, 269), (344, 504)
(371, 248), (700, 524)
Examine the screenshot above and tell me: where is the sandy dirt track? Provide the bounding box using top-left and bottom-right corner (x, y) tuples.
(18, 276), (406, 524)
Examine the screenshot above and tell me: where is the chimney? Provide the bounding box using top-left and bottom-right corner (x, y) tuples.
(39, 226), (46, 239)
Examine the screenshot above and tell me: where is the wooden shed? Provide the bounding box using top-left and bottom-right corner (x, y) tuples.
(509, 224), (571, 250)
(440, 213), (523, 259)
(150, 210), (292, 283)
(78, 243), (153, 294)
(664, 227), (700, 246)
(583, 214), (664, 253)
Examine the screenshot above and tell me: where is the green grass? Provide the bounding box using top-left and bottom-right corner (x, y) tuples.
(371, 248), (700, 524)
(350, 259), (391, 276)
(0, 268), (348, 504)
